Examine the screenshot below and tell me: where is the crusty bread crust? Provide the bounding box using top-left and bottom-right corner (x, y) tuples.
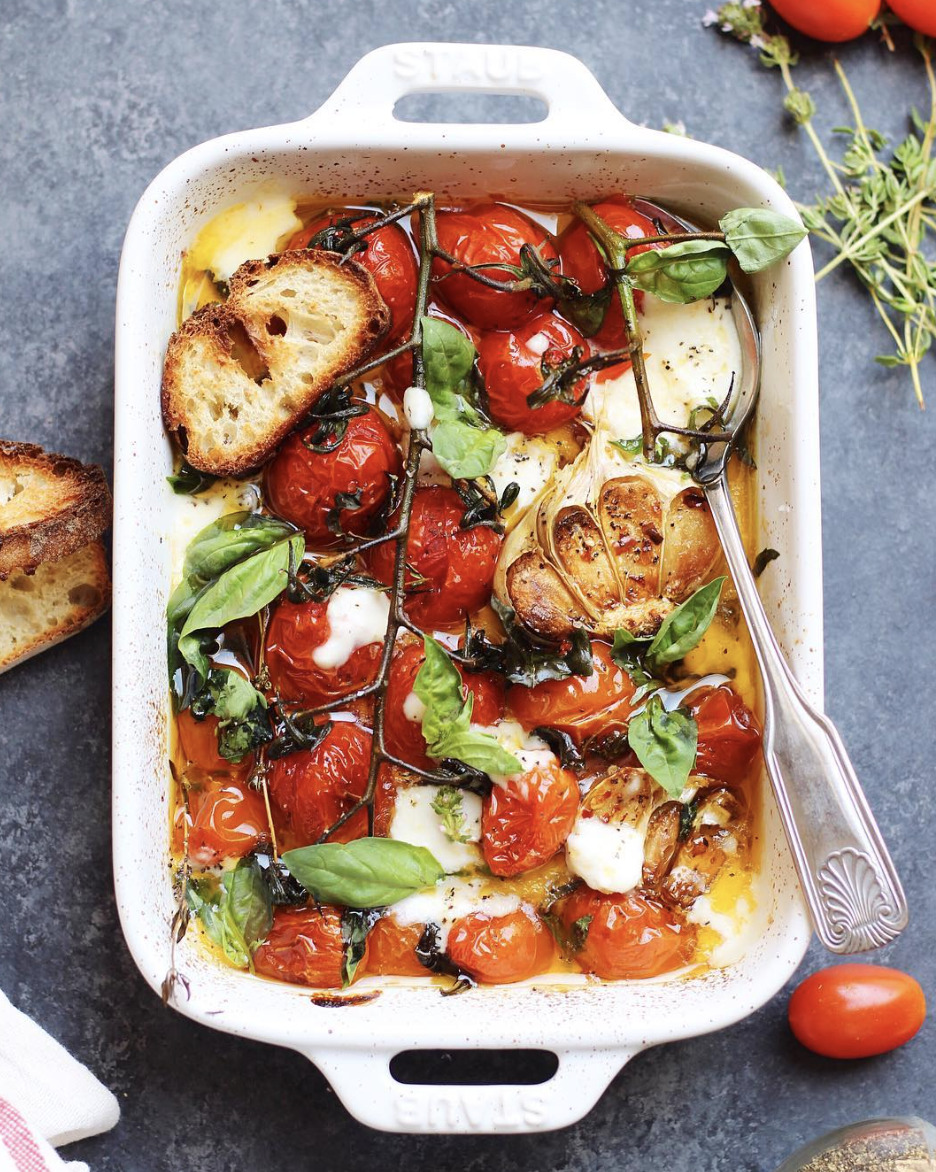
(0, 442), (112, 579)
(161, 249), (390, 476)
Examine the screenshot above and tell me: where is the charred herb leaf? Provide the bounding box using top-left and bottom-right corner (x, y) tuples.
(627, 695), (698, 799)
(415, 922), (474, 996)
(302, 384), (369, 453)
(282, 838), (444, 908)
(626, 239), (731, 304)
(532, 727), (585, 772)
(254, 852), (309, 906)
(753, 547), (780, 577)
(342, 908), (380, 987)
(167, 460), (218, 495)
(464, 599), (593, 688)
(326, 489), (363, 538)
(189, 668), (272, 762)
(187, 856), (273, 969)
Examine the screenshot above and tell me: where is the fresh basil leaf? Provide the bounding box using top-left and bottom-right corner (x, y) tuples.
(178, 534), (304, 681)
(422, 316), (477, 416)
(431, 419), (507, 480)
(647, 576), (726, 669)
(430, 786), (472, 843)
(626, 240), (731, 304)
(627, 695), (698, 799)
(341, 908), (379, 987)
(182, 511), (295, 585)
(187, 857), (272, 969)
(610, 436), (642, 459)
(719, 207), (807, 274)
(432, 727), (525, 777)
(167, 460), (218, 496)
(282, 838), (444, 908)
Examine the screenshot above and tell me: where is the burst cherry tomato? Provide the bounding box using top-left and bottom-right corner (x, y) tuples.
(482, 760), (580, 877)
(266, 595), (383, 706)
(430, 204), (558, 330)
(187, 781), (269, 867)
(368, 485), (503, 630)
(788, 964), (926, 1058)
(885, 0), (936, 35)
(508, 642), (637, 744)
(267, 721), (371, 845)
(175, 707), (252, 781)
(365, 917), (427, 977)
(289, 211), (418, 343)
(265, 408), (401, 547)
(384, 642), (504, 770)
(686, 684), (761, 785)
(477, 312), (591, 435)
(253, 905), (346, 988)
(766, 0), (880, 42)
(557, 198), (658, 347)
(562, 887), (695, 979)
(447, 907), (556, 984)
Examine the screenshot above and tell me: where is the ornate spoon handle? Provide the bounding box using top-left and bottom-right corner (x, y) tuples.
(704, 473), (908, 953)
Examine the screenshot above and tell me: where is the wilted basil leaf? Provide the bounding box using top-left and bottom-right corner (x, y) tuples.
(627, 695), (698, 798)
(610, 628), (658, 699)
(465, 600), (593, 688)
(189, 667), (272, 762)
(647, 576), (726, 669)
(719, 207), (807, 274)
(626, 240), (731, 304)
(282, 838), (445, 907)
(167, 460), (217, 495)
(187, 856), (273, 969)
(341, 908), (380, 987)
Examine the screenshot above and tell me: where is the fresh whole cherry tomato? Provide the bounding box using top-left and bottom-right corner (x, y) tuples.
(384, 642), (504, 770)
(686, 684), (761, 785)
(367, 485), (503, 630)
(365, 917), (427, 977)
(482, 760), (580, 877)
(265, 408), (401, 547)
(289, 211), (418, 344)
(788, 964), (926, 1059)
(447, 907), (556, 984)
(267, 721), (371, 845)
(253, 905), (347, 988)
(561, 887), (695, 979)
(266, 594), (383, 707)
(557, 198), (659, 347)
(508, 642), (638, 744)
(175, 707), (252, 781)
(430, 204), (558, 330)
(187, 780), (269, 867)
(766, 0), (880, 42)
(884, 0), (936, 35)
(477, 312), (591, 435)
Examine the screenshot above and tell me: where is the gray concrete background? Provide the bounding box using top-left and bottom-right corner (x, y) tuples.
(1, 1), (933, 1168)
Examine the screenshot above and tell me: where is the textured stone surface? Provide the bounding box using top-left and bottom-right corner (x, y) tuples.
(1, 2), (933, 1168)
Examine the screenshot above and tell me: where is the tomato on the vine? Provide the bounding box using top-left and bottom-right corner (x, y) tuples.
(788, 964), (926, 1058)
(477, 312), (591, 435)
(561, 888), (694, 979)
(508, 642), (637, 744)
(447, 907), (556, 984)
(384, 641), (504, 769)
(766, 0), (880, 42)
(253, 905), (346, 988)
(289, 211), (418, 344)
(266, 594), (383, 707)
(430, 203), (558, 330)
(885, 0), (936, 35)
(365, 917), (427, 977)
(367, 485), (502, 630)
(482, 760), (580, 877)
(267, 720), (371, 845)
(265, 407), (401, 547)
(686, 684), (761, 785)
(187, 781), (269, 867)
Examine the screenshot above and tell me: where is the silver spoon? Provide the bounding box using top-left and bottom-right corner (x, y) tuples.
(641, 201), (908, 954)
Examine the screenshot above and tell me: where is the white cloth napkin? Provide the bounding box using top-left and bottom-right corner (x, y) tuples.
(0, 991), (119, 1170)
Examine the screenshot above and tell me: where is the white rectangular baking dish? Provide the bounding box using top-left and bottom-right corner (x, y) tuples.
(113, 42), (820, 1134)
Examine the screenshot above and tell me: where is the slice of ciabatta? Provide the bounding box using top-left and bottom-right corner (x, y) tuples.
(0, 541), (111, 674)
(161, 249), (390, 476)
(0, 441), (112, 579)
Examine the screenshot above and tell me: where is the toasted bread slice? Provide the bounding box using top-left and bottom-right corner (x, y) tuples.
(161, 250), (390, 475)
(0, 442), (112, 579)
(0, 541), (111, 674)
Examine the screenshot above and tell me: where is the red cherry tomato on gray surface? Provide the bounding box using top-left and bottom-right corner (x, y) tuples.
(766, 0), (880, 42)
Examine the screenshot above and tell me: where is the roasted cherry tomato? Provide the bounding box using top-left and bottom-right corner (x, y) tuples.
(557, 198), (659, 347)
(175, 707), (252, 781)
(447, 907), (556, 984)
(365, 917), (427, 977)
(766, 0), (880, 41)
(267, 721), (371, 845)
(368, 485), (503, 630)
(430, 203), (558, 330)
(477, 312), (591, 435)
(253, 905), (346, 988)
(289, 211), (418, 344)
(885, 0), (936, 35)
(384, 642), (504, 770)
(562, 887), (695, 980)
(482, 760), (580, 877)
(265, 408), (401, 547)
(788, 964), (926, 1059)
(508, 642), (637, 744)
(188, 781), (268, 867)
(266, 594), (383, 707)
(686, 684), (761, 785)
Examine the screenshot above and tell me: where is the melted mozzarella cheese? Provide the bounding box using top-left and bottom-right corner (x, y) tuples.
(311, 586), (389, 669)
(168, 481), (261, 585)
(389, 785), (482, 873)
(392, 877), (522, 948)
(188, 195), (302, 282)
(471, 720), (556, 786)
(565, 813), (645, 894)
(489, 432), (560, 519)
(402, 690), (426, 724)
(403, 385), (435, 431)
(687, 870), (764, 967)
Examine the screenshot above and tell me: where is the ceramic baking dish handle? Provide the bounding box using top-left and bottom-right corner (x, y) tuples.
(304, 42), (631, 136)
(307, 1045), (632, 1134)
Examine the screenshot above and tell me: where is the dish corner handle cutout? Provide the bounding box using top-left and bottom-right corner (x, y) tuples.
(306, 1044), (632, 1134)
(302, 42), (634, 136)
